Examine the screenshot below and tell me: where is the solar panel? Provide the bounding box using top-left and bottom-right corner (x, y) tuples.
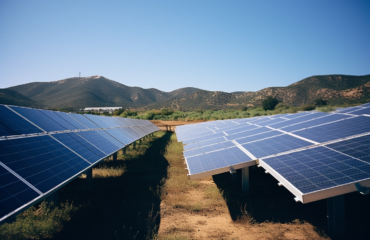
(0, 165), (40, 219)
(77, 131), (119, 155)
(280, 114), (350, 132)
(84, 114), (110, 128)
(0, 135), (90, 193)
(54, 111), (88, 129)
(260, 146), (370, 203)
(0, 104), (159, 222)
(52, 133), (103, 164)
(9, 106), (66, 132)
(0, 105), (43, 136)
(224, 125), (259, 135)
(183, 141), (235, 158)
(241, 134), (312, 158)
(269, 112), (328, 129)
(68, 113), (100, 129)
(346, 107), (370, 116)
(183, 137), (227, 151)
(293, 116), (370, 143)
(235, 130), (283, 145)
(326, 135), (370, 163)
(186, 147), (252, 179)
(39, 110), (78, 130)
(182, 132), (226, 144)
(226, 127), (272, 141)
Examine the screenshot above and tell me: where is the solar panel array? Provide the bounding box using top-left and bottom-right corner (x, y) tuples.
(0, 104), (159, 221)
(176, 103), (370, 203)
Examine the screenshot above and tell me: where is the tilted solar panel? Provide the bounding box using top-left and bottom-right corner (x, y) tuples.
(0, 105), (43, 136)
(54, 111), (88, 129)
(186, 147), (252, 179)
(260, 146), (370, 203)
(9, 106), (66, 132)
(293, 116), (370, 143)
(40, 110), (78, 130)
(0, 135), (90, 193)
(0, 165), (40, 220)
(68, 113), (100, 129)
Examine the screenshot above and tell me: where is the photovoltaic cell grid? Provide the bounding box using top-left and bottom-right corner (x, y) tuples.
(177, 103), (370, 203)
(0, 104), (159, 222)
(186, 147), (252, 175)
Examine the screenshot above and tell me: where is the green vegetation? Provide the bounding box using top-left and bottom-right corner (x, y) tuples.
(314, 98), (328, 107)
(0, 201), (79, 240)
(262, 96), (279, 110)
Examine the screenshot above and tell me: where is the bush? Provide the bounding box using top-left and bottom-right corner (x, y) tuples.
(262, 96), (279, 110)
(301, 104), (316, 111)
(314, 98), (328, 107)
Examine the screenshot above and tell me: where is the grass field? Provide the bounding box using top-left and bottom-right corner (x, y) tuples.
(1, 131), (370, 239)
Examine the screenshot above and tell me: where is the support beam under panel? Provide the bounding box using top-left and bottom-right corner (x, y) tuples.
(86, 168), (93, 183)
(242, 167), (250, 195)
(112, 152), (117, 161)
(327, 195), (345, 240)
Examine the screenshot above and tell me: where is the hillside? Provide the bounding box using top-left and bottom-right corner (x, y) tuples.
(5, 74), (370, 110)
(7, 76), (202, 110)
(0, 89), (45, 108)
(148, 74), (370, 110)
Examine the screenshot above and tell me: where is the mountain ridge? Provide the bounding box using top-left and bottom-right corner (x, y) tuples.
(3, 74), (370, 110)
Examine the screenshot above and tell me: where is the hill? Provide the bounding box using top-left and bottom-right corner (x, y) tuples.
(7, 76), (202, 110)
(5, 74), (370, 110)
(0, 89), (45, 108)
(148, 74), (370, 110)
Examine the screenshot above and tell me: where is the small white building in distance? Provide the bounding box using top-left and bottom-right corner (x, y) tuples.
(83, 107), (122, 114)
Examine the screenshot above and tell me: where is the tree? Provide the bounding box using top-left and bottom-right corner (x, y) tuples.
(262, 96), (279, 110)
(315, 98), (328, 107)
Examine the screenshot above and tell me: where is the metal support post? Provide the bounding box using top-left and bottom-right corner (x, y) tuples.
(327, 195), (345, 239)
(86, 168), (93, 182)
(112, 152), (117, 161)
(242, 167), (250, 195)
(230, 168), (237, 182)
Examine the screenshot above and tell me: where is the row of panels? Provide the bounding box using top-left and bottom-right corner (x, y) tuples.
(0, 105), (159, 221)
(176, 103), (370, 203)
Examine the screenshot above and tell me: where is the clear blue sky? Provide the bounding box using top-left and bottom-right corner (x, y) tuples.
(1, 0), (369, 92)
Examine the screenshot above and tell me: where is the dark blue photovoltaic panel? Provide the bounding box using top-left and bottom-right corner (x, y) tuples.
(52, 133), (101, 164)
(224, 125), (259, 135)
(84, 115), (110, 128)
(262, 147), (370, 194)
(255, 118), (288, 127)
(54, 111), (88, 129)
(226, 127), (271, 141)
(182, 132), (226, 144)
(0, 165), (40, 219)
(0, 136), (90, 193)
(242, 134), (312, 158)
(294, 116), (370, 143)
(104, 129), (131, 145)
(183, 141), (235, 158)
(77, 131), (118, 155)
(326, 135), (370, 163)
(186, 147), (252, 175)
(67, 132), (106, 159)
(40, 110), (77, 130)
(183, 137), (227, 151)
(336, 106), (363, 113)
(281, 114), (350, 132)
(9, 106), (66, 132)
(283, 112), (312, 119)
(347, 107), (370, 116)
(269, 112), (328, 129)
(235, 131), (282, 145)
(68, 113), (100, 129)
(0, 105), (43, 136)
